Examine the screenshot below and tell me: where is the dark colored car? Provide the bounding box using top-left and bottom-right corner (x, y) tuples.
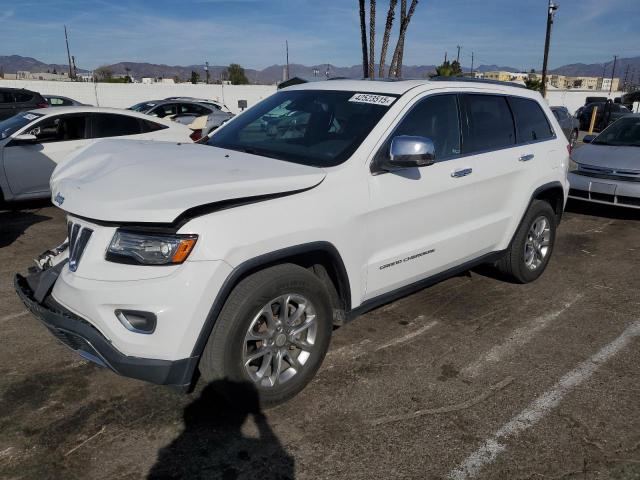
(578, 102), (631, 131)
(0, 88), (48, 121)
(44, 95), (89, 107)
(550, 106), (579, 146)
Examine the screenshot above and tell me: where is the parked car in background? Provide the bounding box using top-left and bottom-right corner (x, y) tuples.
(187, 109), (234, 141)
(0, 107), (192, 202)
(550, 106), (579, 147)
(17, 79), (569, 405)
(0, 87), (48, 121)
(128, 99), (220, 126)
(578, 102), (631, 131)
(44, 95), (89, 107)
(164, 96), (229, 111)
(569, 115), (640, 209)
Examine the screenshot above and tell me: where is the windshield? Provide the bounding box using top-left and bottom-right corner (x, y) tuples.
(0, 112), (42, 140)
(593, 117), (640, 147)
(129, 102), (156, 112)
(207, 90), (398, 167)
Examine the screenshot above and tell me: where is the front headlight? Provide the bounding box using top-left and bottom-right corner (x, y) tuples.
(106, 230), (198, 265)
(569, 157), (579, 172)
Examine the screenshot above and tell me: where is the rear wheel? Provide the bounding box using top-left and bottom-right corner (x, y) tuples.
(496, 200), (557, 283)
(199, 264), (333, 406)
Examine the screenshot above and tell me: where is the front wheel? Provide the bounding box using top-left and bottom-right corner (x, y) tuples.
(496, 200), (557, 283)
(199, 264), (333, 406)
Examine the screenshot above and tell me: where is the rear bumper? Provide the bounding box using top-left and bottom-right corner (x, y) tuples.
(15, 271), (198, 391)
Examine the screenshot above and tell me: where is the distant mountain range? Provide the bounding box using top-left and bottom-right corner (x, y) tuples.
(1, 54), (638, 85)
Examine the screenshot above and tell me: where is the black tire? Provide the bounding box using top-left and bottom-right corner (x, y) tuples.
(199, 263), (333, 407)
(496, 200), (557, 283)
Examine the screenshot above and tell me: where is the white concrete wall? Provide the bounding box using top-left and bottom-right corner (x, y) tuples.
(0, 79), (277, 114)
(0, 79), (631, 116)
(545, 89), (625, 115)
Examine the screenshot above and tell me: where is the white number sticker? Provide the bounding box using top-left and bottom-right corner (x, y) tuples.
(23, 113), (38, 121)
(348, 93), (396, 106)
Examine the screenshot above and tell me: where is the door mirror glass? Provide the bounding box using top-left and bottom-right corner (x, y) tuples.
(388, 135), (435, 168)
(583, 134), (595, 144)
(13, 133), (38, 144)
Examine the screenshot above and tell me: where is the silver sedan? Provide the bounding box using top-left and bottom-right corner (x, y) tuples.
(568, 115), (640, 209)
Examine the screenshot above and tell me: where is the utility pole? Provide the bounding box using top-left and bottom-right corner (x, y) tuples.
(64, 25), (73, 79)
(622, 64), (630, 91)
(609, 55), (617, 95)
(540, 0), (559, 98)
(456, 45), (461, 63)
(285, 40), (290, 81)
(205, 61), (210, 84)
(470, 52), (474, 75)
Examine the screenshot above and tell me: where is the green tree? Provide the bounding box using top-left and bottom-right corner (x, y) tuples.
(190, 70), (200, 84)
(227, 63), (249, 85)
(433, 59), (462, 77)
(525, 77), (543, 92)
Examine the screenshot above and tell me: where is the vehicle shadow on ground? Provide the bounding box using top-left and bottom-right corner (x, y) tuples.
(147, 379), (295, 480)
(565, 199), (640, 221)
(0, 209), (51, 248)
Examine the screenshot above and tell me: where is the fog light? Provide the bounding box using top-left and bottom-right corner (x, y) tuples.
(115, 309), (157, 334)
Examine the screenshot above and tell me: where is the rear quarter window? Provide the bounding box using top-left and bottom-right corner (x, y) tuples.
(508, 97), (554, 142)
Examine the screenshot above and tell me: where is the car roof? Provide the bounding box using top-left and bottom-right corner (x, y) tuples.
(25, 105), (173, 120)
(285, 78), (540, 98)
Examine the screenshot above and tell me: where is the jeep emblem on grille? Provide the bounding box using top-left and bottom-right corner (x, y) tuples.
(54, 193), (65, 206)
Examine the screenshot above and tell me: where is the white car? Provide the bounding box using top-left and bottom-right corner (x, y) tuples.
(16, 79), (569, 405)
(0, 107), (192, 202)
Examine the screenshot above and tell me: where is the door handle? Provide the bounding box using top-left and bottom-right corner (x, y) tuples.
(519, 153), (535, 162)
(451, 167), (473, 178)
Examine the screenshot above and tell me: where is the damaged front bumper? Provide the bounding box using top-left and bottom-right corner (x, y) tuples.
(14, 263), (198, 391)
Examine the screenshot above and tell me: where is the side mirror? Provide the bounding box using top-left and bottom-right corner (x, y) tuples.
(583, 135), (596, 144)
(12, 133), (38, 144)
(388, 135), (436, 168)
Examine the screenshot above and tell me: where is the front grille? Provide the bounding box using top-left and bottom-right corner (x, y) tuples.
(618, 195), (640, 207)
(590, 192), (615, 203)
(569, 188), (589, 199)
(67, 221), (93, 272)
(577, 164), (640, 182)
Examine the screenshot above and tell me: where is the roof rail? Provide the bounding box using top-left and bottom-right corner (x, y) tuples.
(429, 76), (528, 89)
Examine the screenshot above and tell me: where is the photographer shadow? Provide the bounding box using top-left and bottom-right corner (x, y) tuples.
(148, 379), (294, 480)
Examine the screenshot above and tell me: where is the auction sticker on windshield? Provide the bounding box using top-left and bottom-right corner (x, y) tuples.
(349, 93), (396, 106)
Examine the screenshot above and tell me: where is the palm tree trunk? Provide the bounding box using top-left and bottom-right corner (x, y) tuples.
(388, 0), (418, 78)
(359, 0), (369, 78)
(378, 0), (397, 78)
(368, 0), (376, 78)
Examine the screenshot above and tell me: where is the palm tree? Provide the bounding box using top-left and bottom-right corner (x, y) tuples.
(368, 0), (376, 78)
(388, 0), (419, 78)
(378, 0), (397, 78)
(359, 0), (369, 78)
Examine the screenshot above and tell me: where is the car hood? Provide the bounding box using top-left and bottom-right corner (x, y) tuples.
(572, 143), (640, 172)
(50, 139), (326, 224)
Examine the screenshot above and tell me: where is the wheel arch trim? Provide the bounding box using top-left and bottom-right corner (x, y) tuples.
(190, 241), (351, 359)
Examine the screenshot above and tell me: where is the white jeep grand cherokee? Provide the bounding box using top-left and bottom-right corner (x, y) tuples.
(16, 79), (569, 405)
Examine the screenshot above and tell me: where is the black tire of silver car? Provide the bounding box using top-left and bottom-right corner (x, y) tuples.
(199, 263), (333, 406)
(496, 200), (557, 283)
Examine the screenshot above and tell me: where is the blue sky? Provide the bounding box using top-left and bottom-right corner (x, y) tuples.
(0, 0), (638, 70)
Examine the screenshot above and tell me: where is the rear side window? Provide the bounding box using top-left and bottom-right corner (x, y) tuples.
(462, 94), (515, 153)
(14, 91), (34, 103)
(91, 113), (143, 138)
(140, 119), (168, 133)
(509, 97), (554, 142)
(180, 103), (211, 116)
